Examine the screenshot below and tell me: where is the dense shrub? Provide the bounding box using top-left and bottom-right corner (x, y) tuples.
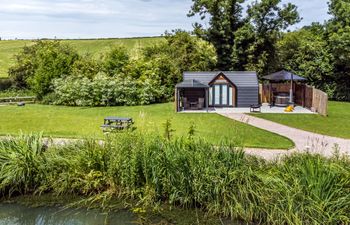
(71, 55), (101, 79)
(124, 55), (181, 100)
(102, 45), (130, 76)
(0, 133), (349, 224)
(0, 133), (47, 195)
(8, 44), (38, 89)
(0, 89), (34, 98)
(0, 78), (12, 91)
(50, 74), (164, 106)
(9, 41), (79, 98)
(29, 41), (79, 98)
(7, 33), (216, 105)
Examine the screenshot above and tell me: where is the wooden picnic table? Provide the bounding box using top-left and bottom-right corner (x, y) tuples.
(101, 117), (134, 131)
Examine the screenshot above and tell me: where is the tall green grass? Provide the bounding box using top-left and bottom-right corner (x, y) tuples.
(0, 133), (47, 196)
(0, 132), (349, 224)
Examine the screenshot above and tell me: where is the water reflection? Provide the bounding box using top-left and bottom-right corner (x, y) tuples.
(0, 203), (136, 225)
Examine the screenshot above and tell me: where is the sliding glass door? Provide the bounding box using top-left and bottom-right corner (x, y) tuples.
(212, 84), (232, 107)
(214, 85), (221, 105)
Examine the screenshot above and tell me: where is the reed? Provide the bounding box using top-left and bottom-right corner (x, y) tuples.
(0, 132), (349, 224)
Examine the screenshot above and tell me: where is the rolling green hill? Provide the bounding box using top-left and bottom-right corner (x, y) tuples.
(0, 37), (164, 78)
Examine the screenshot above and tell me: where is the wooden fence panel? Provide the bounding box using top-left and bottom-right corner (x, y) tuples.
(258, 83), (328, 116)
(260, 84), (270, 103)
(294, 84), (305, 106)
(304, 85), (313, 109)
(313, 88), (328, 116)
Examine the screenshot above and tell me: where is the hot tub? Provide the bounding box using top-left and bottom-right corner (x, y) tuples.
(274, 93), (290, 107)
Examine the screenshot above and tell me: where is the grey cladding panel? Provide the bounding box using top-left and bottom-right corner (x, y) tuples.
(237, 87), (259, 107)
(182, 71), (259, 107)
(183, 71), (258, 88)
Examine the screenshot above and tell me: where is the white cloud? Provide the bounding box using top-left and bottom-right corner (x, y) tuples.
(0, 0), (330, 39)
(0, 0), (119, 18)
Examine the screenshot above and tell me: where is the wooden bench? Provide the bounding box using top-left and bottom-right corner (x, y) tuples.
(250, 104), (261, 113)
(101, 117), (134, 132)
(100, 124), (129, 131)
(0, 96), (36, 103)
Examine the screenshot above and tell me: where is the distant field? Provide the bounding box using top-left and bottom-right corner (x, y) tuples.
(0, 37), (164, 78)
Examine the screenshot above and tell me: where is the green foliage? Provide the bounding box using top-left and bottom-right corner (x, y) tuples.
(277, 27), (334, 94)
(328, 0), (350, 27)
(8, 43), (39, 89)
(51, 74), (164, 106)
(188, 0), (245, 70)
(71, 54), (101, 79)
(187, 122), (196, 139)
(6, 33), (214, 105)
(0, 133), (47, 196)
(0, 88), (34, 98)
(8, 41), (79, 98)
(0, 37), (163, 78)
(125, 54), (181, 100)
(162, 30), (217, 72)
(0, 133), (349, 224)
(189, 0), (300, 73)
(328, 26), (350, 100)
(163, 119), (175, 140)
(234, 0), (301, 75)
(29, 41), (79, 98)
(0, 78), (12, 91)
(102, 45), (130, 76)
(141, 30), (216, 99)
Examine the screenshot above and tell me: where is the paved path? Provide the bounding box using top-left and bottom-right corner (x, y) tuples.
(218, 113), (350, 160)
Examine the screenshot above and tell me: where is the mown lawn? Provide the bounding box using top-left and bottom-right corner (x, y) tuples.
(252, 101), (350, 139)
(0, 103), (293, 149)
(0, 37), (163, 78)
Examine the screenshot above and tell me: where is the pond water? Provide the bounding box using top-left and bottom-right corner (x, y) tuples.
(0, 203), (137, 225)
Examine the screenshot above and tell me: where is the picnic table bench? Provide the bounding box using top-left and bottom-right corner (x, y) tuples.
(0, 96), (36, 105)
(101, 117), (134, 132)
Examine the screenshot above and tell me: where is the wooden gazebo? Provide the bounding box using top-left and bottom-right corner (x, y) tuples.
(175, 79), (209, 112)
(262, 70), (306, 107)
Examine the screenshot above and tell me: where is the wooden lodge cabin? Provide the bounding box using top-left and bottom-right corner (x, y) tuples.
(175, 71), (259, 112)
(175, 70), (328, 116)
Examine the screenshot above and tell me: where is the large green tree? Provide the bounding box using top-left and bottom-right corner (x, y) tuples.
(327, 0), (350, 100)
(140, 30), (217, 100)
(188, 0), (245, 70)
(102, 46), (130, 77)
(9, 41), (79, 97)
(277, 25), (334, 94)
(233, 0), (300, 76)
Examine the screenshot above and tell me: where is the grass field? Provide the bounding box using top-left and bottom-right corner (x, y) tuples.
(0, 37), (163, 78)
(252, 101), (350, 139)
(0, 103), (293, 149)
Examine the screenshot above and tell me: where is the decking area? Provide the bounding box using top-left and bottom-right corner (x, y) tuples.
(179, 103), (315, 114)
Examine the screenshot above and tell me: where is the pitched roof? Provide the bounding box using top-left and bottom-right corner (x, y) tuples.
(262, 70), (306, 81)
(183, 71), (258, 88)
(175, 79), (209, 88)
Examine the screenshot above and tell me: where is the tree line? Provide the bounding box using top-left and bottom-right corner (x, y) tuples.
(8, 32), (216, 106)
(189, 0), (350, 101)
(7, 0), (350, 103)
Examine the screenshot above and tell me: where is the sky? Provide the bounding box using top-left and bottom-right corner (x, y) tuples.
(0, 0), (331, 40)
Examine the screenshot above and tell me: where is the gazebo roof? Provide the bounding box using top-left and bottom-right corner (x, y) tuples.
(175, 79), (209, 88)
(262, 70), (306, 81)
